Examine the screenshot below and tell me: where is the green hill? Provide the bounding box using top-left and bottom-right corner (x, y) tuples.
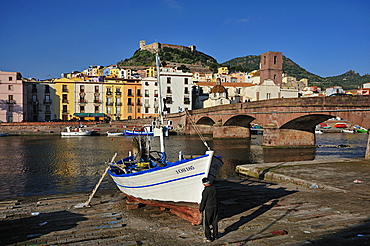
(117, 47), (218, 68)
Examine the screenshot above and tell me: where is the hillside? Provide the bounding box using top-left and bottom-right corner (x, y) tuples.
(117, 47), (369, 90)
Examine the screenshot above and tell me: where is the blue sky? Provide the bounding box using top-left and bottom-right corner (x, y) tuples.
(1, 0), (369, 80)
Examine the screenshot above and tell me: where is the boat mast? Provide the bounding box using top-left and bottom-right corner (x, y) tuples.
(155, 54), (165, 153)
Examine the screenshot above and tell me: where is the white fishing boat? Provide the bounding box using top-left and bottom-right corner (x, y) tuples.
(61, 126), (92, 136)
(315, 129), (323, 134)
(106, 131), (124, 136)
(107, 55), (223, 224)
(342, 128), (355, 134)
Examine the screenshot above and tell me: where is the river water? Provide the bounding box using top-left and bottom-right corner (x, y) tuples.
(0, 133), (368, 200)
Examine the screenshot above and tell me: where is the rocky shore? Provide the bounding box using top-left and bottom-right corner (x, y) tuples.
(1, 158), (369, 245)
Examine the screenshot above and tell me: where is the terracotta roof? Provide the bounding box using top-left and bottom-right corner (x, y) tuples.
(210, 84), (227, 93)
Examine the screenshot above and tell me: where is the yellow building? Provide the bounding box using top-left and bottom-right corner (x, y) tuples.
(53, 78), (76, 121)
(218, 67), (229, 75)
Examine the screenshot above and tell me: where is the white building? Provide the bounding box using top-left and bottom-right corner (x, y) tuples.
(142, 68), (193, 117)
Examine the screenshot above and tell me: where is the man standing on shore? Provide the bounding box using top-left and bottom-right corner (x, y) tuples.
(199, 177), (218, 242)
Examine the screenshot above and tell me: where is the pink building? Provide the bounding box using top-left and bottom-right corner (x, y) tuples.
(0, 71), (25, 122)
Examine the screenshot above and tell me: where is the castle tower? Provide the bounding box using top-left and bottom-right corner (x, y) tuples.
(259, 51), (283, 86)
(140, 40), (146, 50)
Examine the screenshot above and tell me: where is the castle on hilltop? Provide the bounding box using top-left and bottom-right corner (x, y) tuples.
(139, 40), (196, 53)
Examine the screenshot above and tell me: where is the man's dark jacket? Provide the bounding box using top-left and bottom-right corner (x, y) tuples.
(199, 185), (217, 211)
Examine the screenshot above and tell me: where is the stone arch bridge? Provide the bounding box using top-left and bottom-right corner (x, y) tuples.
(167, 96), (370, 155)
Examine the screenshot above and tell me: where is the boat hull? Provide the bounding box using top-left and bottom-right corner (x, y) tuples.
(108, 151), (215, 204)
(107, 132), (124, 136)
(61, 131), (91, 136)
(124, 130), (154, 136)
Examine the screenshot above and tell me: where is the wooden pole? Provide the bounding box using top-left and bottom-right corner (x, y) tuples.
(83, 153), (117, 207)
(365, 133), (370, 159)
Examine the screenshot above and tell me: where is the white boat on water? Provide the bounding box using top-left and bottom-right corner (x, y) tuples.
(106, 131), (124, 136)
(61, 126), (92, 136)
(342, 129), (355, 134)
(315, 129), (323, 134)
(106, 55), (223, 224)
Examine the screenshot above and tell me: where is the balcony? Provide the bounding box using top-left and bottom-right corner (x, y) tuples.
(94, 100), (102, 104)
(154, 94), (158, 97)
(106, 92), (112, 96)
(115, 91), (122, 95)
(62, 100), (69, 104)
(44, 99), (52, 104)
(116, 102), (122, 106)
(106, 102), (114, 106)
(79, 100), (88, 104)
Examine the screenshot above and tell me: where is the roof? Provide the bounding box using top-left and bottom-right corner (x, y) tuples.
(210, 84), (227, 93)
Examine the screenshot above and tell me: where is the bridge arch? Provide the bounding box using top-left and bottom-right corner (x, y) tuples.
(196, 117), (215, 125)
(280, 114), (334, 133)
(223, 115), (255, 127)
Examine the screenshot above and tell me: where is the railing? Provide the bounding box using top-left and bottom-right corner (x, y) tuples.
(44, 99), (52, 104)
(106, 102), (114, 106)
(79, 100), (88, 104)
(62, 100), (69, 104)
(94, 100), (102, 104)
(116, 102), (122, 106)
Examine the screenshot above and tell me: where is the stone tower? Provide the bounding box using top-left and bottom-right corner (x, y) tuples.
(259, 51), (283, 86)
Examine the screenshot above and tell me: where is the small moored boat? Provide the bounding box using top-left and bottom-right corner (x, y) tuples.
(0, 132), (8, 137)
(106, 131), (124, 136)
(61, 126), (92, 136)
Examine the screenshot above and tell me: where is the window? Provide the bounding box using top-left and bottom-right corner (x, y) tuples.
(184, 78), (188, 84)
(274, 56), (277, 64)
(128, 98), (132, 105)
(167, 77), (171, 84)
(127, 105), (132, 113)
(95, 86), (99, 93)
(8, 104), (14, 112)
(94, 95), (99, 103)
(107, 107), (111, 114)
(116, 107), (121, 114)
(145, 89), (149, 97)
(137, 98), (141, 105)
(62, 94), (68, 103)
(116, 97), (121, 106)
(45, 85), (50, 93)
(80, 85), (84, 92)
(128, 89), (132, 96)
(167, 86), (172, 94)
(62, 105), (68, 113)
(145, 107), (149, 113)
(184, 87), (189, 94)
(154, 90), (158, 97)
(267, 93), (271, 99)
(145, 82), (149, 86)
(95, 106), (99, 113)
(137, 107), (141, 113)
(8, 95), (13, 102)
(137, 89), (141, 96)
(9, 76), (13, 81)
(62, 85), (68, 92)
(8, 85), (13, 91)
(80, 106), (85, 113)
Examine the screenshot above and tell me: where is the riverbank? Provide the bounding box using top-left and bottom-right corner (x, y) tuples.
(1, 158), (369, 245)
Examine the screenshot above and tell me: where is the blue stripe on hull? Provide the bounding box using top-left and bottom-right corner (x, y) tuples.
(114, 172), (205, 189)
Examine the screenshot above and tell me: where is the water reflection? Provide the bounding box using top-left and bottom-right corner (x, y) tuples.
(0, 133), (367, 199)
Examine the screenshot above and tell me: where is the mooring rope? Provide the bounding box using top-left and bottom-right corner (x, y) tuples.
(185, 109), (211, 151)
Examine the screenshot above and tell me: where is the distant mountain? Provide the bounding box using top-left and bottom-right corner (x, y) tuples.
(117, 48), (369, 90)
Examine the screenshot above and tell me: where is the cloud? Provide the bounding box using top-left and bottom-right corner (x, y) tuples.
(163, 0), (182, 10)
